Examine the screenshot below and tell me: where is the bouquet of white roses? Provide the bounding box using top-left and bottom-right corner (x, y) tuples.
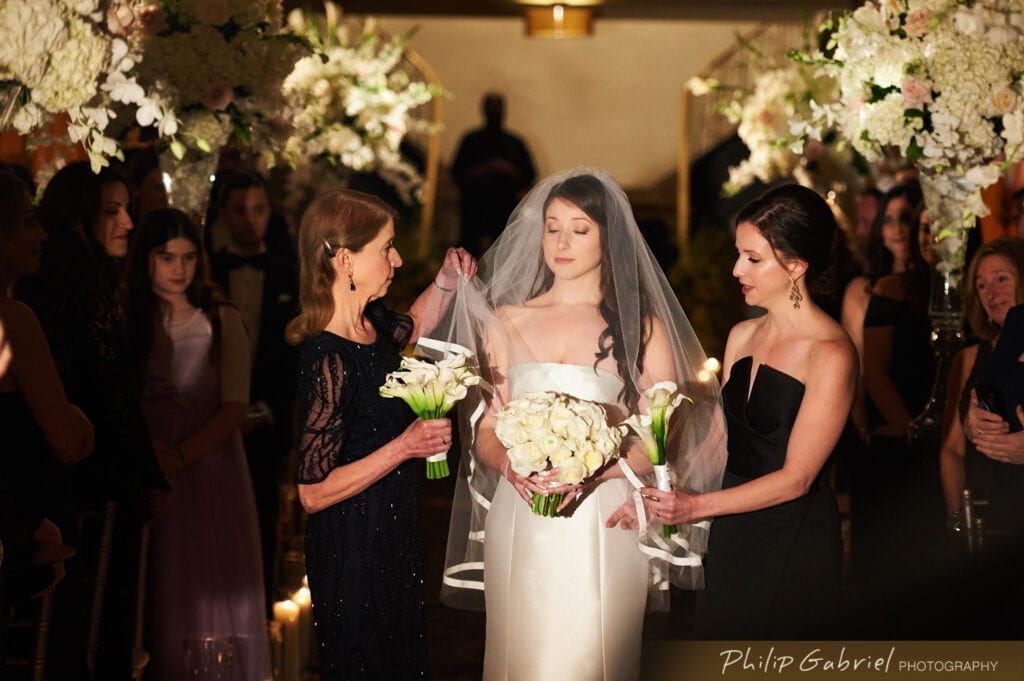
(620, 382), (692, 538)
(380, 353), (479, 479)
(494, 391), (622, 517)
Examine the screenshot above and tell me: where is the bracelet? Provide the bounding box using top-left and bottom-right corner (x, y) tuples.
(432, 279), (455, 292)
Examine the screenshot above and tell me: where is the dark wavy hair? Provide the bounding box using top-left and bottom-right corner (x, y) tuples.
(123, 208), (226, 383)
(540, 174), (652, 411)
(735, 183), (840, 298)
(35, 161), (129, 292)
(864, 181), (923, 283)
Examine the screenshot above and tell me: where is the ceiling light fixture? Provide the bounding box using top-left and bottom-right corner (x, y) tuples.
(525, 4), (594, 39)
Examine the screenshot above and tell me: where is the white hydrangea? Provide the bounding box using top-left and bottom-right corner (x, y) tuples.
(800, 0), (1024, 272)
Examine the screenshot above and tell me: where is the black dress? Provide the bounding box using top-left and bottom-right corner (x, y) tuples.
(295, 302), (424, 680)
(694, 356), (841, 639)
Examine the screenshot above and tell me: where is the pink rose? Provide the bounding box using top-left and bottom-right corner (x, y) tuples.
(137, 6), (168, 37)
(201, 79), (234, 112)
(904, 9), (932, 38)
(901, 77), (932, 109)
(106, 3), (136, 36)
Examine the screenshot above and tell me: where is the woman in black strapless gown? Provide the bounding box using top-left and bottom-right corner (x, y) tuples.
(643, 185), (857, 639)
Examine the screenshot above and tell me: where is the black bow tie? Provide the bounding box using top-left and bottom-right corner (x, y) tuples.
(224, 252), (269, 271)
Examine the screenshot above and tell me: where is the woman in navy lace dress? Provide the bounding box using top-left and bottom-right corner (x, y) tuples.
(287, 189), (475, 680)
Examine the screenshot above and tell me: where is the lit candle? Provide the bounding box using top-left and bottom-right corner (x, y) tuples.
(272, 599), (300, 681)
(291, 586), (313, 670)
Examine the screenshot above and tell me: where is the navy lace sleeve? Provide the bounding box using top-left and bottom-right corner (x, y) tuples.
(366, 300), (413, 349)
(296, 339), (354, 485)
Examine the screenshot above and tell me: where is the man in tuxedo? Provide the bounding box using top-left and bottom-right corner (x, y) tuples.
(209, 170), (298, 614)
(451, 92), (536, 257)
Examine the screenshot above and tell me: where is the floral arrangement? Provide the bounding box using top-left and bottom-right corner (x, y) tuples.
(130, 0), (307, 215)
(494, 391), (622, 517)
(0, 0), (168, 172)
(282, 3), (448, 205)
(686, 36), (862, 204)
(796, 0), (1024, 272)
(380, 352), (480, 479)
(620, 382), (691, 538)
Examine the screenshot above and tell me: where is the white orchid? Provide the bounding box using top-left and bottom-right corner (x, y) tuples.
(281, 2), (448, 205)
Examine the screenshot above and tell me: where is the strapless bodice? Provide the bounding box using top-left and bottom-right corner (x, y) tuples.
(508, 362), (624, 405)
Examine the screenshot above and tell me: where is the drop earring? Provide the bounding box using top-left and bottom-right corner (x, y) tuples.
(789, 277), (802, 309)
(348, 274), (356, 292)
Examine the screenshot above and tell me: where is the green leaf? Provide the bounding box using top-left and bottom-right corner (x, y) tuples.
(906, 137), (924, 163)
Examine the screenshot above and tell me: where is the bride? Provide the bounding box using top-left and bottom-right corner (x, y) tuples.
(433, 168), (727, 680)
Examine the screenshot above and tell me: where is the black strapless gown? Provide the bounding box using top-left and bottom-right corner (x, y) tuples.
(694, 356), (841, 639)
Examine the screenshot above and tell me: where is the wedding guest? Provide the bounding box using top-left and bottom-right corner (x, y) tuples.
(941, 237), (1024, 533)
(451, 92), (537, 257)
(939, 237), (1024, 637)
(17, 161), (169, 678)
(0, 166), (92, 617)
(124, 208), (271, 680)
(856, 193), (946, 635)
(288, 189), (476, 679)
(123, 146), (169, 224)
(208, 168), (299, 613)
(841, 181), (923, 439)
(644, 184), (857, 639)
(440, 169), (727, 679)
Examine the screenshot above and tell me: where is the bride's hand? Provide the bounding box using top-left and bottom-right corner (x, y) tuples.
(640, 486), (696, 525)
(605, 500), (638, 530)
(500, 462), (563, 507)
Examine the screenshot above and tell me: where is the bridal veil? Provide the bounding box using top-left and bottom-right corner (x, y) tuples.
(424, 167), (727, 610)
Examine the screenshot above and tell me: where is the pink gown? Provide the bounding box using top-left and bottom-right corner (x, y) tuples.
(141, 307), (271, 681)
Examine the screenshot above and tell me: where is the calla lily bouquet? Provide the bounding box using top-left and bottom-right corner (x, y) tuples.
(494, 391), (622, 517)
(619, 381), (693, 538)
(380, 353), (479, 479)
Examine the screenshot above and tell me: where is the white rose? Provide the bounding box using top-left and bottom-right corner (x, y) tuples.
(549, 444), (573, 466)
(991, 86), (1018, 116)
(581, 449), (604, 476)
(557, 457), (587, 485)
(953, 7), (984, 35)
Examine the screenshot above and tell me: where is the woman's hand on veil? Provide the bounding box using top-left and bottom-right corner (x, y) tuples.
(436, 247), (478, 289)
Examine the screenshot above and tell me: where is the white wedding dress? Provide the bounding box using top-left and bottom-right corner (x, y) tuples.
(483, 362), (648, 681)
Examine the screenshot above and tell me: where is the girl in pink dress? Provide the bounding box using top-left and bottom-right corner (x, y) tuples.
(124, 208), (270, 680)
